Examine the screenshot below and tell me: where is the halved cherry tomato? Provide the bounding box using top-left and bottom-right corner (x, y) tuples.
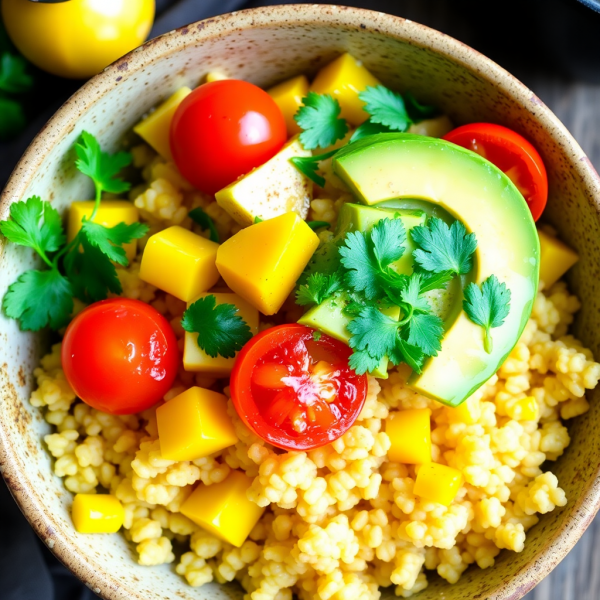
(443, 123), (548, 221)
(170, 79), (287, 195)
(62, 298), (179, 415)
(230, 324), (368, 451)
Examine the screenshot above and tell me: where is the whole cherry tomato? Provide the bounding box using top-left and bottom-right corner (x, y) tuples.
(230, 324), (368, 451)
(62, 298), (179, 415)
(443, 123), (548, 221)
(170, 79), (287, 195)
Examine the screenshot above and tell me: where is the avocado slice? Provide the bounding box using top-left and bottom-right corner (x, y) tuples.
(332, 133), (539, 406)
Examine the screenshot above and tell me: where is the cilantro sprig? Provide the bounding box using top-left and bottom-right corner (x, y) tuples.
(296, 272), (343, 307)
(189, 207), (219, 243)
(295, 92), (349, 150)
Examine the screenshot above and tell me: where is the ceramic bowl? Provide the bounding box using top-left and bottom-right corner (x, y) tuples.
(1, 5), (600, 600)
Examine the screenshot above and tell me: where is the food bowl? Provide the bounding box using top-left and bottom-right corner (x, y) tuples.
(1, 5), (600, 600)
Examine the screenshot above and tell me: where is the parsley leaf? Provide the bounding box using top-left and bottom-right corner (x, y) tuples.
(181, 295), (253, 359)
(189, 207), (219, 243)
(296, 272), (343, 306)
(80, 220), (148, 267)
(359, 85), (412, 132)
(294, 93), (349, 150)
(411, 217), (477, 275)
(463, 275), (511, 353)
(0, 53), (33, 94)
(289, 148), (338, 187)
(306, 221), (330, 231)
(404, 91), (439, 121)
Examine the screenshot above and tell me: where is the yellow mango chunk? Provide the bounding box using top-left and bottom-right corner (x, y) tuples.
(414, 463), (463, 506)
(216, 213), (319, 315)
(184, 293), (259, 375)
(206, 72), (228, 83)
(538, 229), (579, 288)
(156, 387), (238, 461)
(181, 470), (265, 547)
(311, 53), (381, 125)
(446, 395), (481, 425)
(139, 226), (220, 302)
(386, 409), (431, 464)
(134, 87), (192, 160)
(268, 75), (309, 136)
(68, 200), (139, 262)
(72, 494), (124, 534)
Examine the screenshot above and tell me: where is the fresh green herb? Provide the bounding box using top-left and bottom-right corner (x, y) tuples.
(358, 86), (412, 132)
(312, 330), (322, 341)
(350, 120), (390, 143)
(189, 207), (220, 243)
(294, 92), (349, 150)
(0, 53), (33, 94)
(181, 295), (253, 358)
(254, 216), (263, 224)
(306, 221), (330, 231)
(463, 275), (511, 353)
(419, 270), (455, 293)
(296, 272), (343, 306)
(403, 91), (440, 122)
(289, 148), (338, 187)
(0, 96), (26, 140)
(80, 220), (148, 267)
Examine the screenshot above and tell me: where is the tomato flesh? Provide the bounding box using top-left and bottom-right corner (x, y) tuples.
(62, 298), (179, 415)
(231, 325), (367, 451)
(443, 123), (548, 221)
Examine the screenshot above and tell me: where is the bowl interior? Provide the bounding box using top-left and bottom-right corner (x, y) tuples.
(1, 6), (600, 600)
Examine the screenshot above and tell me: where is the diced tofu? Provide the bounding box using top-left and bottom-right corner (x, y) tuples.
(156, 387), (238, 461)
(184, 293), (259, 375)
(68, 200), (139, 262)
(215, 136), (312, 227)
(216, 213), (319, 315)
(538, 228), (579, 288)
(180, 470), (265, 547)
(414, 463), (463, 506)
(386, 409), (432, 464)
(72, 494), (124, 534)
(268, 75), (309, 136)
(139, 226), (220, 302)
(445, 395), (481, 425)
(133, 87), (192, 160)
(408, 115), (454, 138)
(311, 53), (381, 125)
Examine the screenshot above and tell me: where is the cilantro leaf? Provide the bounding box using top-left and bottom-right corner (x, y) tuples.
(463, 275), (511, 353)
(290, 148), (338, 187)
(181, 295), (253, 359)
(295, 93), (349, 150)
(399, 273), (431, 314)
(411, 217), (477, 275)
(350, 120), (390, 143)
(75, 131), (132, 195)
(306, 221), (330, 231)
(405, 312), (444, 356)
(189, 207), (219, 243)
(419, 270), (454, 293)
(254, 216), (263, 224)
(392, 338), (425, 373)
(403, 91), (439, 122)
(371, 217), (406, 266)
(359, 85), (412, 132)
(2, 269), (72, 331)
(80, 220), (148, 267)
(296, 272), (343, 306)
(349, 350), (383, 375)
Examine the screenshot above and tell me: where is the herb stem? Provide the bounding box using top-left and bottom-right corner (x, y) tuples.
(484, 328), (493, 354)
(88, 184), (102, 222)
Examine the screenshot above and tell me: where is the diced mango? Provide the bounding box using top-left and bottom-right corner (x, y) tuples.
(215, 136), (312, 227)
(156, 387), (238, 461)
(180, 470), (265, 547)
(386, 409), (432, 464)
(184, 293), (259, 375)
(268, 75), (309, 136)
(216, 213), (319, 315)
(139, 226), (220, 302)
(310, 53), (381, 125)
(513, 395), (538, 421)
(446, 395), (481, 425)
(538, 229), (579, 288)
(133, 87), (192, 160)
(414, 463), (463, 506)
(206, 72), (228, 83)
(72, 494), (124, 534)
(68, 200), (139, 262)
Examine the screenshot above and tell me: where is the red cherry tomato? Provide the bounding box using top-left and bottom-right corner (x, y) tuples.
(443, 123), (548, 221)
(170, 80), (287, 195)
(62, 299), (179, 415)
(230, 324), (368, 451)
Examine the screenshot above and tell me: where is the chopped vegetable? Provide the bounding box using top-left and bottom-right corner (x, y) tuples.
(386, 409), (432, 464)
(267, 74), (309, 136)
(72, 494), (124, 534)
(294, 91), (349, 150)
(189, 207), (220, 243)
(538, 228), (579, 288)
(413, 463), (463, 506)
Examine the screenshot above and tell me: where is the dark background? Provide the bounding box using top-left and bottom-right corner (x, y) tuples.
(1, 1), (600, 599)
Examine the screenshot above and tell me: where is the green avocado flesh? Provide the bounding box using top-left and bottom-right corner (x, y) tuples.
(332, 133), (539, 407)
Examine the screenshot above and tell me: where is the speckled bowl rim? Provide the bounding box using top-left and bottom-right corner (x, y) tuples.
(1, 5), (600, 600)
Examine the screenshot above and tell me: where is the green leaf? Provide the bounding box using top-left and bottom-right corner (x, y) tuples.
(392, 338), (425, 373)
(254, 216), (263, 224)
(80, 220), (148, 266)
(399, 273), (431, 314)
(349, 349), (382, 375)
(0, 96), (26, 141)
(189, 207), (220, 243)
(306, 221), (330, 231)
(404, 91), (439, 122)
(2, 268), (73, 331)
(419, 270), (454, 293)
(405, 312), (444, 356)
(359, 85), (412, 132)
(463, 275), (511, 353)
(295, 92), (349, 150)
(296, 272), (343, 307)
(0, 53), (33, 94)
(371, 217), (406, 267)
(289, 148), (338, 187)
(181, 295), (253, 359)
(350, 119), (391, 143)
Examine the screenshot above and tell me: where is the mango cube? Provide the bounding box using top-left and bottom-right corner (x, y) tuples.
(184, 293), (259, 375)
(156, 387), (238, 461)
(68, 200), (139, 262)
(180, 470), (265, 547)
(386, 409), (432, 464)
(268, 75), (309, 136)
(538, 229), (579, 288)
(72, 494), (124, 534)
(134, 87), (192, 160)
(139, 226), (220, 302)
(446, 395), (481, 425)
(414, 463), (463, 506)
(216, 212), (319, 315)
(311, 53), (381, 125)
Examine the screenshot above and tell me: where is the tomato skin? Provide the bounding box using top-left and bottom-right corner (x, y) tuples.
(170, 80), (287, 195)
(62, 298), (179, 415)
(230, 324), (368, 451)
(443, 123), (548, 221)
